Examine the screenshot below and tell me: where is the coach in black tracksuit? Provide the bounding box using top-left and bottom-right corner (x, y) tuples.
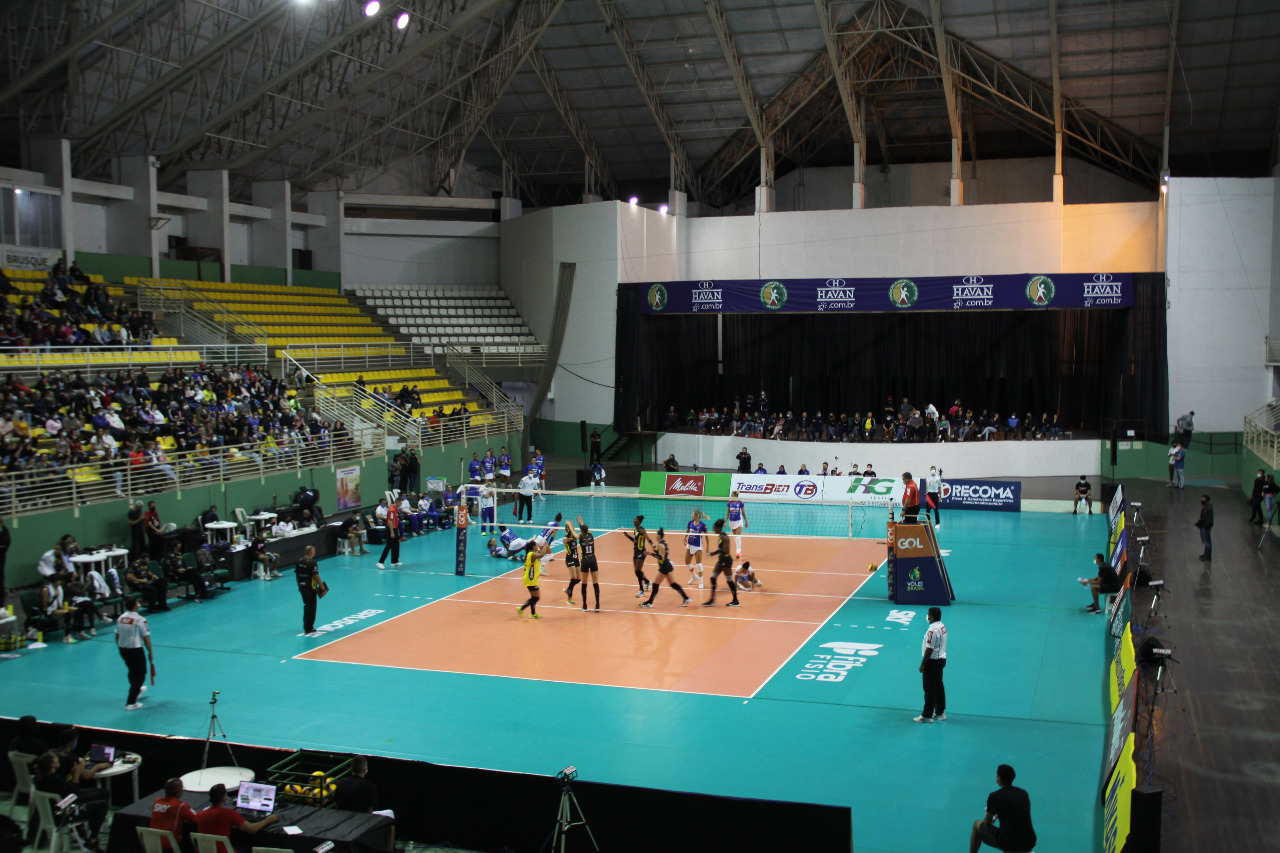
(295, 546), (321, 634)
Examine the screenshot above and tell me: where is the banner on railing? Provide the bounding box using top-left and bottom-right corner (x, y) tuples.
(336, 466), (362, 509)
(936, 479), (1022, 512)
(1, 245), (61, 270)
(637, 273), (1135, 314)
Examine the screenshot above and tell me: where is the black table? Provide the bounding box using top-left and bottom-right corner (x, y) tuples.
(107, 789), (393, 853)
(224, 524), (340, 580)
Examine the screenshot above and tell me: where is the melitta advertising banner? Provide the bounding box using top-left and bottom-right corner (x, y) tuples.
(936, 479), (1021, 512)
(727, 474), (906, 506)
(639, 273), (1134, 314)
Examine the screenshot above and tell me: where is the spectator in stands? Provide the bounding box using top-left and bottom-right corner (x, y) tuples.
(144, 500), (164, 557)
(664, 454), (679, 472)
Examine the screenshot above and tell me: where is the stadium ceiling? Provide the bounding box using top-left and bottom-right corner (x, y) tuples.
(2, 0), (1277, 208)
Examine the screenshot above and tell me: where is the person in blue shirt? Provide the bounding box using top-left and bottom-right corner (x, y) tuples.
(497, 447), (512, 487)
(467, 453), (482, 482)
(532, 450), (547, 501)
(754, 463), (766, 474)
(776, 465), (786, 475)
(684, 509), (707, 588)
(589, 462), (606, 496)
(481, 450), (496, 485)
(726, 491), (749, 558)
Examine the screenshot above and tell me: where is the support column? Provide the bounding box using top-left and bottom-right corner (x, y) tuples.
(949, 138), (963, 206)
(30, 138), (75, 261)
(186, 170), (231, 281)
(306, 191), (345, 279)
(850, 141), (865, 209)
(251, 181), (293, 286)
(1053, 132), (1065, 204)
(499, 197), (522, 221)
(110, 156), (162, 277)
(667, 189), (688, 218)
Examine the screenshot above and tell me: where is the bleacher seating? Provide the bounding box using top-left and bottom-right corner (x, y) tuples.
(316, 367), (480, 417)
(347, 285), (538, 351)
(125, 277), (403, 351)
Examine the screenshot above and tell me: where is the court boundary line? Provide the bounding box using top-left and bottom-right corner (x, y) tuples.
(296, 530), (622, 657)
(440, 595), (829, 626)
(747, 559), (887, 699)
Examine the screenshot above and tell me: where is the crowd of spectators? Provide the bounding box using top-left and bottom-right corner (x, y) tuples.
(661, 394), (1063, 443)
(0, 363), (357, 505)
(0, 261), (158, 349)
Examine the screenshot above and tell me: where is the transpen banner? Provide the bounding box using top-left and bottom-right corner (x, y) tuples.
(637, 273), (1134, 314)
(727, 474), (907, 506)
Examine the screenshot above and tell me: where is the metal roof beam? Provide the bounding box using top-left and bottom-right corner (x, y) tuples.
(702, 0), (768, 149)
(482, 116), (543, 206)
(74, 0), (295, 158)
(815, 0), (867, 183)
(527, 46), (617, 200)
(228, 0), (508, 176)
(1161, 0), (1182, 169)
(927, 0), (961, 179)
(595, 0), (701, 197)
(0, 0), (154, 106)
(412, 0), (565, 195)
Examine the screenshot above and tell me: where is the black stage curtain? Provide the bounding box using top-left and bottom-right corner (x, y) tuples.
(615, 273), (1167, 434)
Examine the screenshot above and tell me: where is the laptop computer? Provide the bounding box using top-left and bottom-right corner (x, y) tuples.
(235, 781), (277, 816)
(89, 744), (116, 764)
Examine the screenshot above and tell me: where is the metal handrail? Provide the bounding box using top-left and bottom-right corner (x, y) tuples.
(1267, 336), (1280, 367)
(441, 344), (548, 368)
(0, 423), (385, 521)
(1244, 397), (1280, 468)
(135, 278), (270, 351)
(444, 344), (525, 419)
(0, 344), (272, 377)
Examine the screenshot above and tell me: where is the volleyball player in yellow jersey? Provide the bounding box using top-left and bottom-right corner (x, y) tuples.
(639, 529), (690, 608)
(622, 515), (652, 598)
(703, 519), (741, 607)
(516, 544), (542, 619)
(562, 519), (582, 605)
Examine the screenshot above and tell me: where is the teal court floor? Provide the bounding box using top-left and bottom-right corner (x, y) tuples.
(1, 499), (1109, 853)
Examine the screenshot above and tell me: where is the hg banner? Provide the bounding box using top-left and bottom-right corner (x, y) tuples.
(639, 273), (1134, 314)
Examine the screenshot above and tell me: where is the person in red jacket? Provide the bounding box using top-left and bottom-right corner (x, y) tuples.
(901, 472), (921, 522)
(149, 777), (199, 850)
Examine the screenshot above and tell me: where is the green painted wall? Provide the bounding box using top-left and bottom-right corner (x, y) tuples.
(639, 471), (731, 496)
(230, 264), (287, 286)
(1101, 433), (1243, 482)
(74, 252), (150, 283)
(388, 433), (523, 488)
(292, 270), (341, 291)
(531, 419), (660, 466)
(7, 455), (387, 588)
(1240, 446), (1277, 498)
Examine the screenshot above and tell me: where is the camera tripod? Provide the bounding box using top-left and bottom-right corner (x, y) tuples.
(543, 775), (598, 853)
(201, 690), (240, 770)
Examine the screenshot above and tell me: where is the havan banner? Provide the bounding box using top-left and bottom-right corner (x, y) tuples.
(638, 273), (1134, 314)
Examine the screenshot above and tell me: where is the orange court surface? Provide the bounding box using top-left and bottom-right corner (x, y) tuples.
(300, 532), (885, 697)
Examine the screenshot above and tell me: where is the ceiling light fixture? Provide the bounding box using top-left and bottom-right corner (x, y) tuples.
(629, 196), (638, 205)
(396, 11), (409, 27)
(364, 0), (380, 16)
(658, 204), (669, 215)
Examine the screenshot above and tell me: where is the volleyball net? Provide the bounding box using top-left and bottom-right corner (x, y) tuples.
(473, 488), (878, 543)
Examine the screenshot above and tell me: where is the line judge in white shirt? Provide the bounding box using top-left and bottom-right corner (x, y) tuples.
(115, 597), (153, 711)
(272, 515), (296, 537)
(914, 607), (947, 723)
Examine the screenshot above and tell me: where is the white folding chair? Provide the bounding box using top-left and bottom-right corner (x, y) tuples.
(136, 826), (181, 853)
(192, 832), (234, 853)
(32, 790), (90, 853)
(7, 751), (34, 816)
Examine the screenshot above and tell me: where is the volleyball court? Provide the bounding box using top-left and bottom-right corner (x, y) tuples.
(300, 489), (885, 697)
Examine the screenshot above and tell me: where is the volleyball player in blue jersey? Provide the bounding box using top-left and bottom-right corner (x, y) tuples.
(640, 528), (690, 608)
(497, 447), (512, 487)
(726, 491), (749, 558)
(685, 510), (708, 589)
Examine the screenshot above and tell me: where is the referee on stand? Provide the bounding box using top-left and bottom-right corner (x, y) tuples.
(115, 597), (153, 711)
(901, 472), (921, 522)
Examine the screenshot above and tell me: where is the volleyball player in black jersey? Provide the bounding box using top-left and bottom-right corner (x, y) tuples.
(640, 528), (690, 608)
(704, 519), (741, 607)
(562, 519), (582, 605)
(575, 516), (601, 611)
(622, 515), (652, 598)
